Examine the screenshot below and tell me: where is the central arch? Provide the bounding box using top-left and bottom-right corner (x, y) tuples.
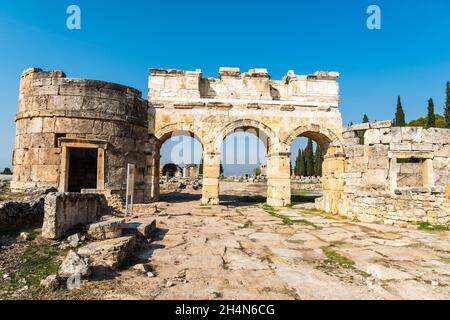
(198, 119), (288, 206)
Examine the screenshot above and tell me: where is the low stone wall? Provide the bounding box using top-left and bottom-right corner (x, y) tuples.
(42, 193), (107, 239)
(338, 121), (450, 227)
(0, 198), (45, 233)
(340, 190), (449, 227)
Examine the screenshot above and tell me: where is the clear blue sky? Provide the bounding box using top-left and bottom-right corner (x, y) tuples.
(1, 0), (450, 175)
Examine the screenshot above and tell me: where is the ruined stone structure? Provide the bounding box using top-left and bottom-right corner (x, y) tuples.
(148, 67), (345, 208)
(330, 122), (450, 226)
(11, 68), (148, 202)
(11, 67), (449, 226)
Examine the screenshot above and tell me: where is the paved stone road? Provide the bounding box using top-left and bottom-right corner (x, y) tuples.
(101, 191), (450, 300)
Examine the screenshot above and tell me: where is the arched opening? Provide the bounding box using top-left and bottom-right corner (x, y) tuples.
(290, 137), (324, 205)
(161, 163), (181, 179)
(285, 125), (345, 213)
(151, 129), (203, 203)
(219, 128), (269, 205)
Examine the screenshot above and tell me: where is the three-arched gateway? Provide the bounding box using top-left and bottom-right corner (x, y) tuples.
(10, 67), (345, 214)
(148, 67), (345, 212)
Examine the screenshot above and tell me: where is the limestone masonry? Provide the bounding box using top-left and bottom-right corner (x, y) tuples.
(10, 67), (450, 227)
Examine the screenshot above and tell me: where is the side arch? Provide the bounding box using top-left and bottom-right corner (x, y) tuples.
(284, 124), (345, 214)
(154, 122), (204, 147)
(284, 124), (344, 155)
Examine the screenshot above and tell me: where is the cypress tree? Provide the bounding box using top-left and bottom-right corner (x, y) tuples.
(305, 139), (315, 177)
(362, 114), (369, 123)
(300, 148), (307, 177)
(199, 158), (203, 175)
(445, 81), (450, 129)
(314, 145), (323, 177)
(294, 148), (302, 176)
(427, 98), (436, 128)
(395, 96), (406, 127)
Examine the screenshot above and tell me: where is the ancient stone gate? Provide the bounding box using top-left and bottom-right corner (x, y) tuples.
(148, 67), (345, 210)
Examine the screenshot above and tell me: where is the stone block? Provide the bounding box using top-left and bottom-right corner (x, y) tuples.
(344, 156), (368, 172)
(370, 120), (392, 129)
(390, 143), (412, 151)
(366, 144), (389, 157)
(368, 156), (389, 170)
(380, 127), (392, 144)
(364, 129), (381, 144)
(86, 218), (125, 240)
(345, 123), (370, 131)
(362, 169), (388, 189)
(400, 127), (422, 142)
(77, 235), (136, 270)
(42, 193), (106, 239)
(411, 143), (433, 152)
(122, 218), (156, 239)
(346, 145), (365, 157)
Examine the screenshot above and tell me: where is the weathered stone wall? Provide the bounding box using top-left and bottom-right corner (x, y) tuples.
(337, 121), (450, 226)
(148, 67), (345, 209)
(42, 192), (106, 239)
(11, 68), (149, 202)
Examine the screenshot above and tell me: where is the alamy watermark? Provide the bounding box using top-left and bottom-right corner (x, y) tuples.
(67, 5), (81, 30)
(367, 5), (381, 30)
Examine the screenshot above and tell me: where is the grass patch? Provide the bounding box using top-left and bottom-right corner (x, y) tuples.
(292, 219), (321, 229)
(239, 195), (267, 204)
(291, 189), (321, 204)
(440, 257), (450, 264)
(417, 222), (449, 232)
(321, 246), (355, 268)
(1, 240), (66, 296)
(262, 204), (321, 228)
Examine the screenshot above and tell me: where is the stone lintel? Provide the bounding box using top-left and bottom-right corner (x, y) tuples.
(388, 151), (434, 159)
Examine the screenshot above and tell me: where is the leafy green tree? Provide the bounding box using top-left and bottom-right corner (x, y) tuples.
(408, 114), (446, 128)
(314, 145), (323, 177)
(362, 114), (369, 123)
(445, 81), (450, 129)
(305, 139), (315, 177)
(253, 167), (261, 176)
(427, 98), (436, 128)
(394, 96), (406, 127)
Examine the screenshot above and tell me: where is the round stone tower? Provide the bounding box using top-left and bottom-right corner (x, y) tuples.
(11, 68), (149, 203)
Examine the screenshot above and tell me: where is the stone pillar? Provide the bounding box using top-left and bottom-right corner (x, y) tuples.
(201, 151), (220, 205)
(422, 158), (435, 189)
(389, 157), (397, 192)
(321, 150), (345, 214)
(148, 150), (160, 202)
(267, 152), (291, 207)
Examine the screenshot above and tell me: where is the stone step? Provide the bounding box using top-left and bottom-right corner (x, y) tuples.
(85, 218), (125, 240)
(78, 235), (136, 270)
(122, 218), (156, 239)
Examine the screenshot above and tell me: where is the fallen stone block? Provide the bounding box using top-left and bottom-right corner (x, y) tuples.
(85, 218), (125, 240)
(122, 218), (156, 239)
(78, 235), (136, 270)
(59, 250), (91, 279)
(42, 192), (107, 240)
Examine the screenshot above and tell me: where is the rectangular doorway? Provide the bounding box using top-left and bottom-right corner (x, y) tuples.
(68, 148), (98, 192)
